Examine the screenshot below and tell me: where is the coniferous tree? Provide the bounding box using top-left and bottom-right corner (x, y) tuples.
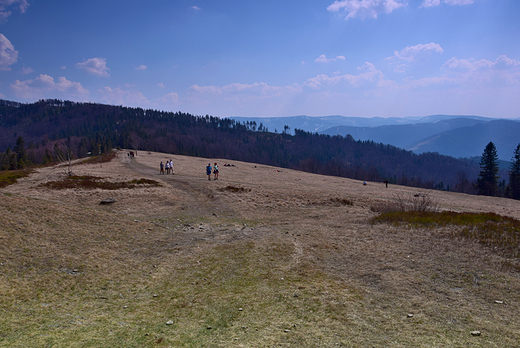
(14, 136), (28, 169)
(475, 141), (500, 196)
(506, 143), (520, 200)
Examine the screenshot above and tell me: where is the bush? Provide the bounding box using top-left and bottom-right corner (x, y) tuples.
(370, 193), (438, 213)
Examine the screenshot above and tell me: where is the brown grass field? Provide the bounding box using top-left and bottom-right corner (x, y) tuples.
(1, 150), (520, 347)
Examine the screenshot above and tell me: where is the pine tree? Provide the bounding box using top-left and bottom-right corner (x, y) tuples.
(506, 143), (520, 200)
(14, 136), (28, 169)
(475, 142), (500, 196)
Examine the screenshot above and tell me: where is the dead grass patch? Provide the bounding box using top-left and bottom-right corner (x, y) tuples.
(39, 175), (161, 190)
(218, 185), (251, 193)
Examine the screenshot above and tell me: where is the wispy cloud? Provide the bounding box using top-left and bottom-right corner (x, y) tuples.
(387, 42), (444, 72)
(11, 74), (89, 99)
(327, 0), (406, 20)
(314, 54), (346, 63)
(162, 92), (179, 104)
(0, 33), (18, 70)
(158, 82), (165, 88)
(76, 58), (110, 77)
(21, 66), (33, 74)
(303, 62), (392, 89)
(98, 86), (149, 106)
(0, 0), (29, 22)
(421, 0), (473, 8)
(190, 5), (201, 11)
(406, 55), (520, 88)
(135, 65), (147, 71)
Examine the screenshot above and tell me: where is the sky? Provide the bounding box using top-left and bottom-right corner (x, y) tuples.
(0, 0), (519, 119)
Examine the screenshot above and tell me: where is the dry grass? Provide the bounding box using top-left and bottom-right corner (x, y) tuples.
(38, 175), (161, 190)
(1, 150), (520, 347)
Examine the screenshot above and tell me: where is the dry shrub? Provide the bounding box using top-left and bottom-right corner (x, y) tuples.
(219, 185), (251, 193)
(370, 193), (438, 213)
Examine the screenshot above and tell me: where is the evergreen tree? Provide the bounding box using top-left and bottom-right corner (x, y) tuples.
(506, 143), (520, 200)
(475, 142), (500, 196)
(14, 136), (28, 169)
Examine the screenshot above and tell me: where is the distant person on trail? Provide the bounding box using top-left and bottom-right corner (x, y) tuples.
(165, 160), (170, 174)
(213, 162), (219, 180)
(169, 159), (174, 174)
(384, 179), (389, 188)
(206, 163), (212, 180)
(160, 161), (164, 175)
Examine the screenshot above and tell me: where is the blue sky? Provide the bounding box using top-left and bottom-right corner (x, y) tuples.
(1, 0), (519, 118)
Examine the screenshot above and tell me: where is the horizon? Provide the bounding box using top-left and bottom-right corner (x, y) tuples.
(1, 1), (519, 119)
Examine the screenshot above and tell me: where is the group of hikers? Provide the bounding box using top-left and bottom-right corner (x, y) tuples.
(159, 159), (174, 175)
(159, 159), (220, 181)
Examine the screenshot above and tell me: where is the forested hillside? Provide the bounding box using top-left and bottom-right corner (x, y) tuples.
(0, 99), (481, 191)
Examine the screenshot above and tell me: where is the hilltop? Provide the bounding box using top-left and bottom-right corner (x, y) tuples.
(1, 150), (520, 347)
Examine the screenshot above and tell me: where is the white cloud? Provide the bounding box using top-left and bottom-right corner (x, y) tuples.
(406, 55), (520, 88)
(60, 65), (66, 69)
(387, 42), (443, 72)
(162, 92), (179, 104)
(98, 86), (149, 106)
(158, 82), (165, 88)
(327, 0), (406, 20)
(303, 62), (391, 89)
(0, 34), (18, 70)
(10, 74), (89, 99)
(135, 65), (147, 71)
(0, 0), (29, 22)
(21, 66), (33, 74)
(76, 57), (110, 77)
(422, 0), (473, 7)
(314, 54), (346, 63)
(190, 6), (201, 10)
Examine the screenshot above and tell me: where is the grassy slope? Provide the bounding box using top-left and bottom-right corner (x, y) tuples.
(1, 153), (520, 347)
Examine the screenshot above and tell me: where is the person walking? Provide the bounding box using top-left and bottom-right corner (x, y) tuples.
(160, 161), (164, 175)
(169, 159), (174, 174)
(206, 163), (212, 180)
(213, 162), (219, 180)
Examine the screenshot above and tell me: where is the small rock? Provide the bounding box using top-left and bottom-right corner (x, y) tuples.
(153, 294), (158, 298)
(471, 331), (481, 336)
(494, 300), (503, 304)
(284, 329), (290, 333)
(166, 320), (174, 325)
(407, 314), (414, 318)
(207, 326), (212, 330)
(99, 198), (116, 205)
(123, 305), (128, 309)
(238, 308), (243, 311)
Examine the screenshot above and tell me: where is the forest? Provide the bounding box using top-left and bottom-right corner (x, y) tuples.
(0, 98), (507, 194)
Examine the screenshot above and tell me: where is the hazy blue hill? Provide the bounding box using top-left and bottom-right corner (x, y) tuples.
(230, 114), (486, 135)
(321, 118), (487, 149)
(409, 119), (520, 160)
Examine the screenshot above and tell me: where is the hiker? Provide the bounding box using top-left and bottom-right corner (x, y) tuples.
(384, 179), (389, 188)
(213, 162), (219, 180)
(206, 163), (212, 180)
(160, 161), (164, 175)
(169, 159), (174, 174)
(165, 160), (170, 174)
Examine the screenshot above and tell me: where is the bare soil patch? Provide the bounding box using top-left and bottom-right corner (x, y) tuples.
(1, 150), (520, 347)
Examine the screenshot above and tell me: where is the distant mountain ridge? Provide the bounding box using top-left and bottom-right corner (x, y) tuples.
(231, 115), (520, 161)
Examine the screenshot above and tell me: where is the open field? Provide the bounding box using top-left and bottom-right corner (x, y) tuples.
(1, 150), (520, 347)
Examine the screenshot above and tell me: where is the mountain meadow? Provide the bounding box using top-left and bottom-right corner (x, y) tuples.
(1, 149), (520, 347)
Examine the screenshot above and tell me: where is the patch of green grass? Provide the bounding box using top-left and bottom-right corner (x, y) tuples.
(0, 169), (34, 188)
(39, 176), (161, 190)
(373, 211), (520, 258)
